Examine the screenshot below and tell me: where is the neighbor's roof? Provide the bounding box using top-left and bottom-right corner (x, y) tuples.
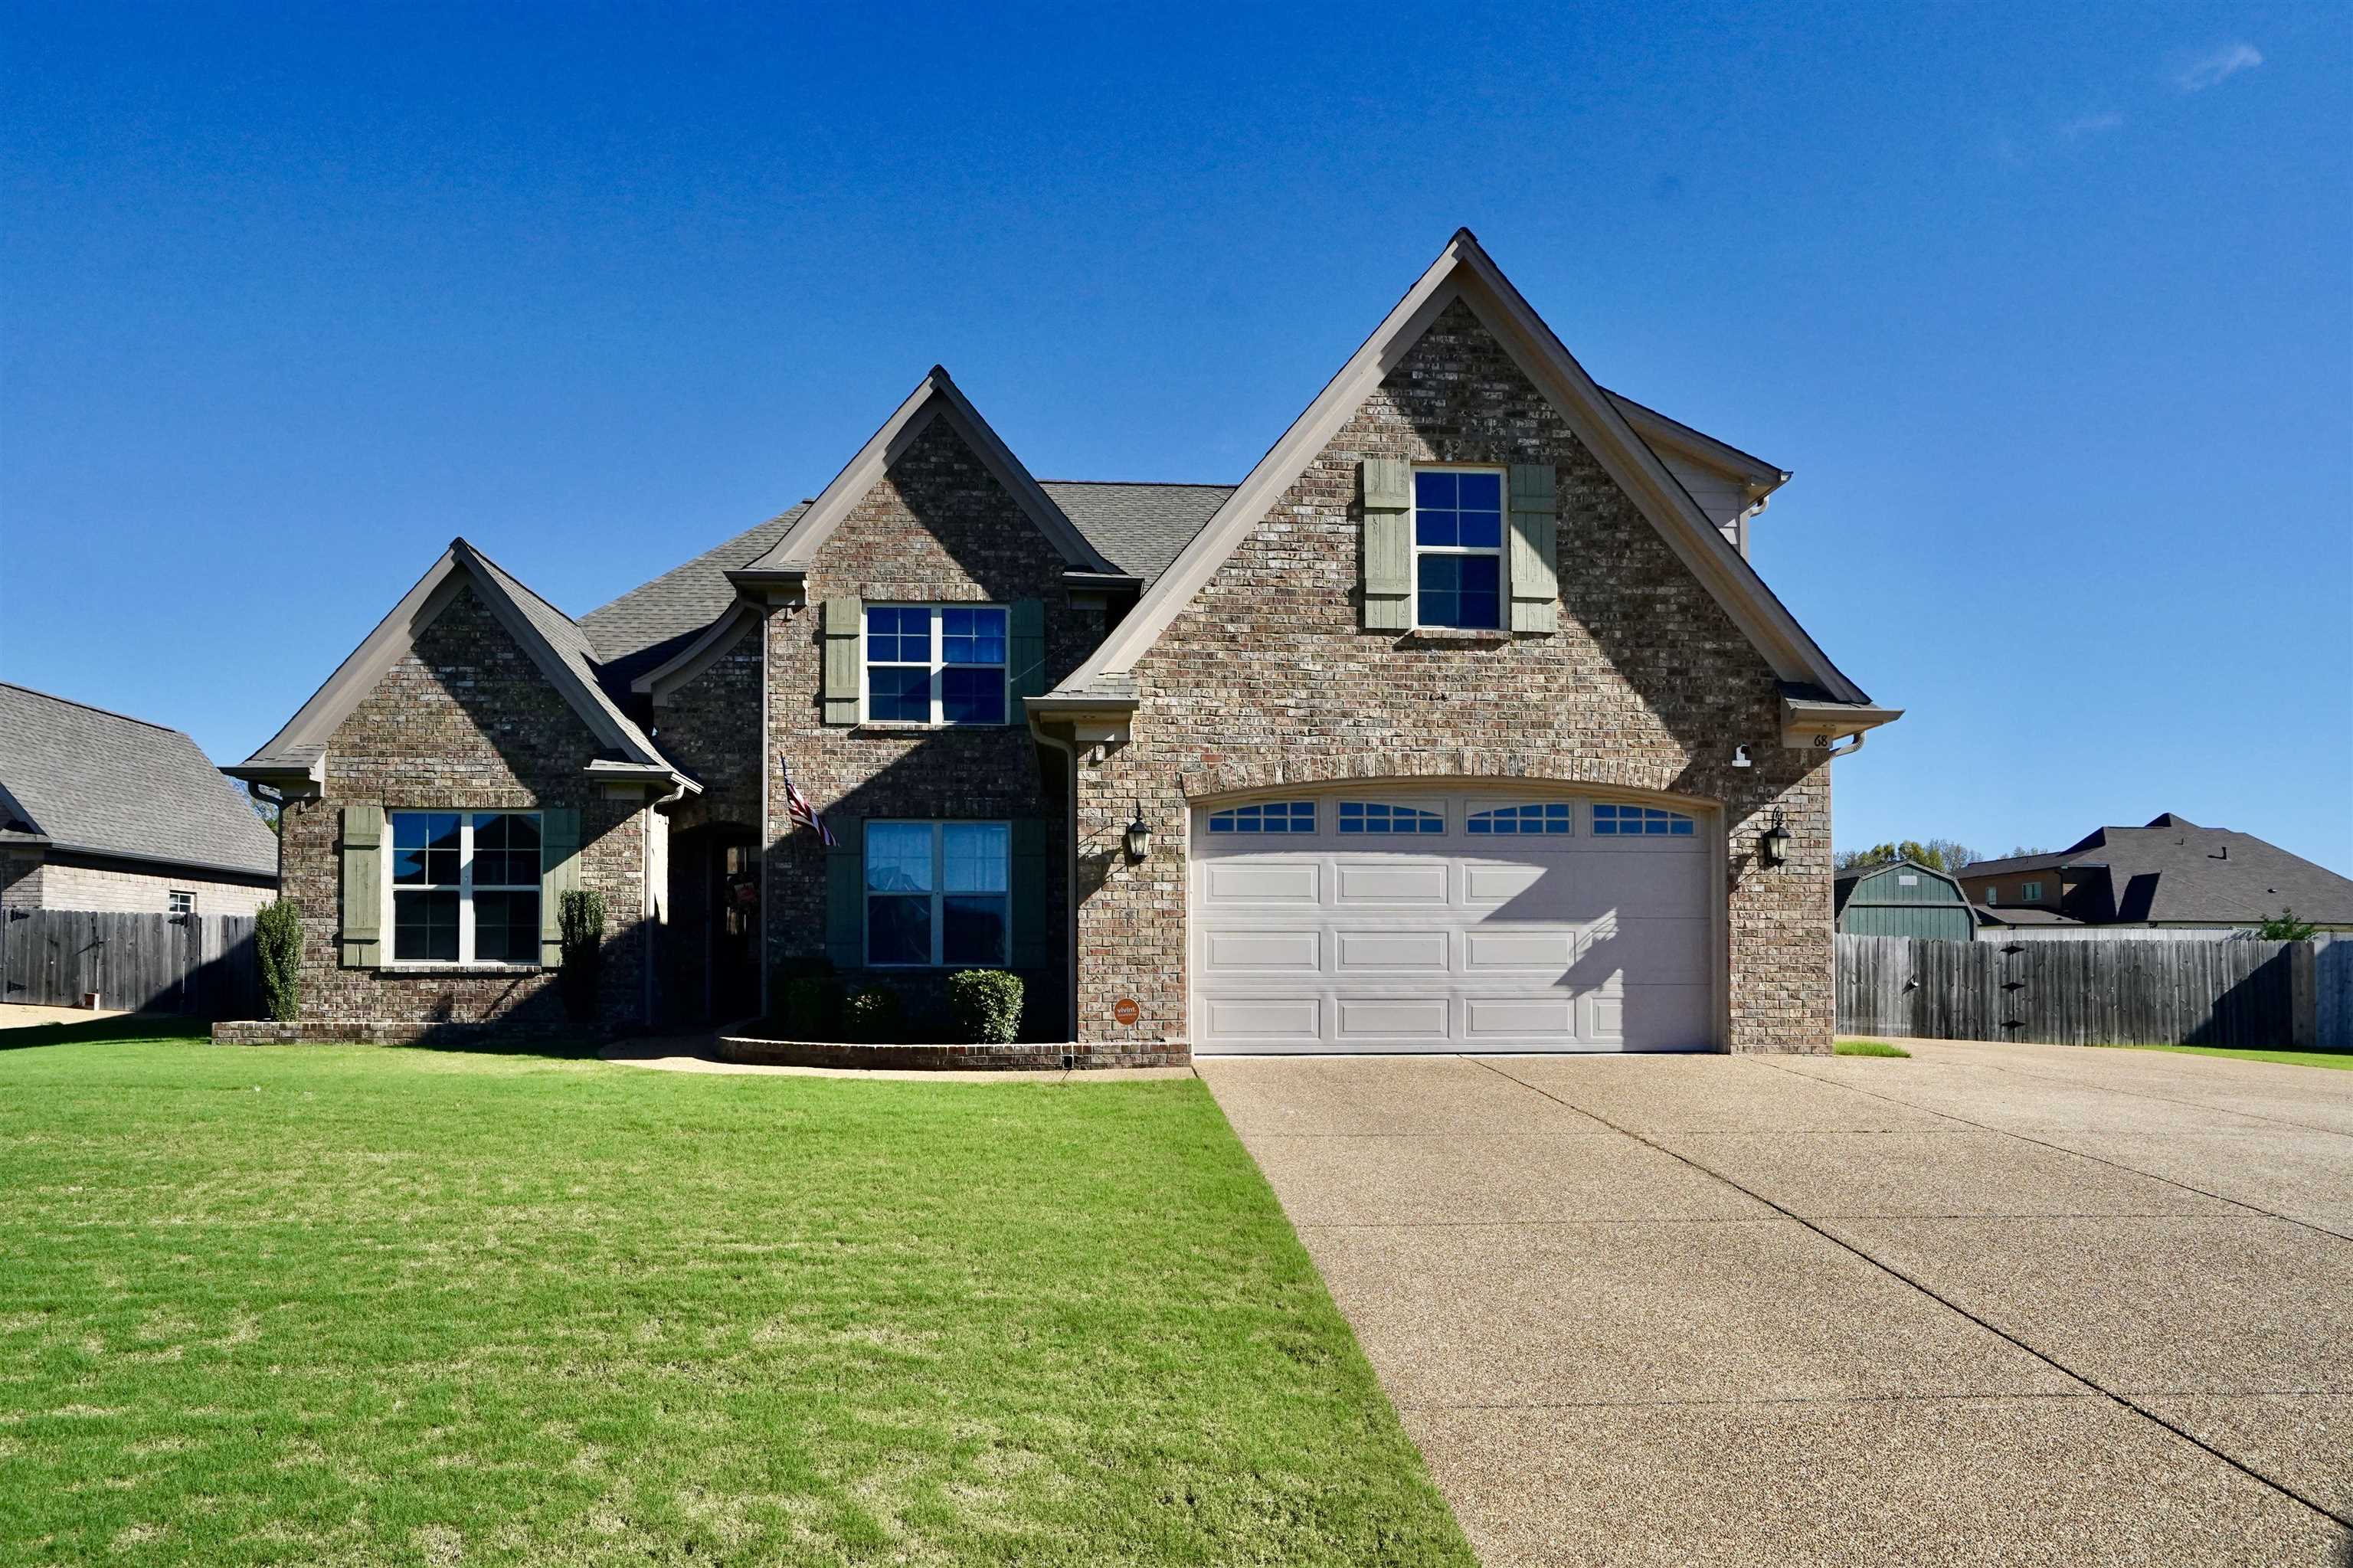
(0, 682), (279, 879)
(1965, 813), (2353, 925)
(1975, 904), (2083, 927)
(582, 482), (1235, 666)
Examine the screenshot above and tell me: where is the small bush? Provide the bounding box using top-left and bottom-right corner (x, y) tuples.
(558, 889), (607, 1024)
(842, 985), (902, 1043)
(254, 899), (303, 1022)
(949, 970), (1024, 1045)
(781, 975), (841, 1038)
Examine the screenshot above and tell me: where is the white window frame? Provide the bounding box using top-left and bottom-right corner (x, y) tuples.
(860, 604), (1011, 727)
(1205, 801), (1317, 835)
(1464, 800), (1575, 836)
(168, 889), (195, 915)
(1409, 464), (1507, 632)
(863, 820), (1010, 969)
(387, 810), (543, 969)
(1337, 800), (1446, 836)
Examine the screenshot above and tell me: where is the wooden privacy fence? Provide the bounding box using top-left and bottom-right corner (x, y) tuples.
(1834, 933), (2342, 1049)
(0, 910), (259, 1019)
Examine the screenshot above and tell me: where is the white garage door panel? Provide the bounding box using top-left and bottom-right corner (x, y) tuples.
(1203, 929), (1321, 971)
(1336, 862), (1450, 904)
(1334, 930), (1450, 971)
(1205, 860), (1320, 903)
(1194, 789), (1716, 1055)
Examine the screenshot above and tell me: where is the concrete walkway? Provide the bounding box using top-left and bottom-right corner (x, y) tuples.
(1199, 1039), (2353, 1566)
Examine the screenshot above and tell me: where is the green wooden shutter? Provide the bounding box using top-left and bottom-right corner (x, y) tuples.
(1008, 597), (1046, 703)
(1507, 463), (1559, 633)
(1009, 817), (1052, 970)
(539, 807), (581, 967)
(340, 804), (385, 969)
(825, 826), (864, 969)
(1361, 457), (1412, 631)
(821, 594), (862, 726)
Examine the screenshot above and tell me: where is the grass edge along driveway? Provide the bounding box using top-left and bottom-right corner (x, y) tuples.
(0, 1034), (1473, 1566)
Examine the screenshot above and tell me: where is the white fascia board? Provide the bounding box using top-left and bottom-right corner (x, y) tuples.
(741, 368), (1121, 578)
(632, 601), (761, 700)
(1604, 391), (1789, 494)
(1060, 231), (1873, 705)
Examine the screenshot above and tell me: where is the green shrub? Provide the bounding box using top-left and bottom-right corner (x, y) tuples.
(781, 975), (840, 1039)
(842, 985), (902, 1043)
(254, 899), (303, 1022)
(949, 970), (1024, 1045)
(558, 889), (607, 1024)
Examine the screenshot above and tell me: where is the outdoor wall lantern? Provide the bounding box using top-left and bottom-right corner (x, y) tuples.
(1123, 802), (1153, 863)
(1759, 807), (1792, 868)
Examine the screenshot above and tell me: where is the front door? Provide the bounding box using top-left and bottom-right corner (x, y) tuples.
(712, 836), (759, 1021)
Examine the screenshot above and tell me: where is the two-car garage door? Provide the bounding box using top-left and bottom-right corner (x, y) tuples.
(1190, 787), (1715, 1054)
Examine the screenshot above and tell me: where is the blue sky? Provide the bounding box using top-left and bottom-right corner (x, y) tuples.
(5, 3), (2348, 873)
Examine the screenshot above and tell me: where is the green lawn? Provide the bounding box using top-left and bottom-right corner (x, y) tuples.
(1832, 1040), (1911, 1059)
(2117, 1044), (2353, 1072)
(0, 1034), (1471, 1566)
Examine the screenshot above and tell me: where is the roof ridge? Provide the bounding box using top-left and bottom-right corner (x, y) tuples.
(451, 538), (584, 630)
(1036, 478), (1237, 489)
(0, 680), (185, 735)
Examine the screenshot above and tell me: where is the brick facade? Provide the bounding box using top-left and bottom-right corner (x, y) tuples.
(1069, 300), (1834, 1054)
(281, 583), (653, 1027)
(0, 849), (275, 916)
(764, 416), (1087, 1036)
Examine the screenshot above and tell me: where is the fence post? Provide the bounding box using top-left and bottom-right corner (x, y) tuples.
(2289, 941), (2318, 1050)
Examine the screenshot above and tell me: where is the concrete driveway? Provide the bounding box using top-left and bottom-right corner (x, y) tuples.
(1199, 1039), (2353, 1566)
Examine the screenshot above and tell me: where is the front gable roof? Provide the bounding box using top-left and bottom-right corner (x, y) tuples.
(1055, 230), (1883, 714)
(731, 368), (1129, 589)
(0, 682), (280, 879)
(229, 539), (688, 794)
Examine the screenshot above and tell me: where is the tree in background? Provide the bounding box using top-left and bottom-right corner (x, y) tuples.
(1834, 839), (1982, 875)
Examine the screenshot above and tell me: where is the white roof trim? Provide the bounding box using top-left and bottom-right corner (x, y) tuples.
(632, 601), (760, 702)
(1059, 230), (1871, 706)
(236, 540), (678, 777)
(1604, 391), (1789, 493)
(740, 368), (1124, 578)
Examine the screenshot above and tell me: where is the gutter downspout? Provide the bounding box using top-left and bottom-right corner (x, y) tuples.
(1029, 722), (1082, 1043)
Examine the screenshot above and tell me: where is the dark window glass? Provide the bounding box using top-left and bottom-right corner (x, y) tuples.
(1417, 554), (1500, 630)
(868, 895), (931, 965)
(868, 664), (932, 722)
(866, 605), (930, 663)
(394, 889), (460, 962)
(941, 607), (1006, 666)
(473, 890), (542, 963)
(393, 812), (460, 885)
(942, 895), (1007, 965)
(941, 666), (1004, 725)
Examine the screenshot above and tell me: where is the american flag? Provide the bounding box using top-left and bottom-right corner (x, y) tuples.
(781, 764), (836, 846)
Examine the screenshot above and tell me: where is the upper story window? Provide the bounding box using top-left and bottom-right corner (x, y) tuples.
(391, 810), (541, 965)
(168, 889), (196, 915)
(1467, 802), (1572, 836)
(1207, 801), (1316, 834)
(2021, 881), (2044, 902)
(1412, 469), (1504, 630)
(1338, 801), (1444, 835)
(865, 605), (1007, 725)
(1985, 887), (1999, 905)
(865, 820), (1007, 967)
(1592, 804), (1694, 837)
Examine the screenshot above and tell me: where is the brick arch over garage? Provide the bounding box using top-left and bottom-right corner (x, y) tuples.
(1176, 751), (1723, 811)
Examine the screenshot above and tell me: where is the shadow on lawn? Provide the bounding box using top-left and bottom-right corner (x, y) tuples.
(0, 1015), (208, 1051)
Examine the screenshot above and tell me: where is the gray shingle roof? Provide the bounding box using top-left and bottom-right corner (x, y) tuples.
(581, 483), (1232, 666)
(456, 543), (673, 771)
(0, 682), (280, 878)
(1964, 814), (2353, 925)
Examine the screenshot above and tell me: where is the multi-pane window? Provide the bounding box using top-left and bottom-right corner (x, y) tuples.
(865, 821), (1009, 967)
(1338, 801), (1444, 835)
(1206, 801), (1316, 834)
(1467, 803), (1573, 836)
(391, 811), (541, 964)
(866, 605), (1008, 725)
(1592, 804), (1694, 837)
(2021, 881), (2044, 902)
(1413, 470), (1504, 630)
(168, 890), (196, 915)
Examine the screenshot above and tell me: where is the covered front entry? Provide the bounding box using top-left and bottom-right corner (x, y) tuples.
(1189, 784), (1716, 1054)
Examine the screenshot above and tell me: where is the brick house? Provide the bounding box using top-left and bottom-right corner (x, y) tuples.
(227, 232), (1897, 1055)
(2, 682), (279, 917)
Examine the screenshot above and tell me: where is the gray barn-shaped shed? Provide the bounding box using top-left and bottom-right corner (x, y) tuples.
(1834, 859), (1975, 941)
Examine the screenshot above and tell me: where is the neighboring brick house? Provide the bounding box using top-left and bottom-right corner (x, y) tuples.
(0, 682), (279, 916)
(229, 231), (1898, 1055)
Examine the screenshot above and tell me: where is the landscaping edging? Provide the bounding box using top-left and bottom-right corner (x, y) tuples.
(211, 1020), (579, 1046)
(715, 1035), (1190, 1071)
